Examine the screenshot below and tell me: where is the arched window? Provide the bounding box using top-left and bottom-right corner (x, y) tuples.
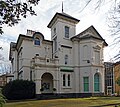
(94, 73), (100, 92)
(34, 37), (40, 46)
(65, 55), (68, 65)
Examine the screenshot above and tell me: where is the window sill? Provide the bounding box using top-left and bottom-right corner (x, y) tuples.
(62, 87), (72, 89)
(34, 45), (41, 47)
(83, 91), (90, 93)
(94, 91), (100, 93)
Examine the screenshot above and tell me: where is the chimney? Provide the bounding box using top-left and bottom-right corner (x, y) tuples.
(26, 29), (35, 36)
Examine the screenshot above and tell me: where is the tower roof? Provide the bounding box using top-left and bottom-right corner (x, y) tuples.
(47, 12), (80, 28)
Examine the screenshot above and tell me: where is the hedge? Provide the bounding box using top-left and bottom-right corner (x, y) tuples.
(2, 80), (35, 100)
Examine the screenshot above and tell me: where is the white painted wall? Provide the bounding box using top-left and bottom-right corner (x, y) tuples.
(10, 13), (106, 95)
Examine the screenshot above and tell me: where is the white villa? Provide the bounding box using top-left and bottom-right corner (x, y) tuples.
(9, 12), (108, 98)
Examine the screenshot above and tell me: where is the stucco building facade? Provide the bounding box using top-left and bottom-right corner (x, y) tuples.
(9, 12), (108, 98)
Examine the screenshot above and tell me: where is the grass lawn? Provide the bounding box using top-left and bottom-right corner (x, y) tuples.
(4, 97), (120, 107)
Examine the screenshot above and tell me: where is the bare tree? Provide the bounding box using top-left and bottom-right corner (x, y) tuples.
(107, 1), (120, 35)
(79, 0), (104, 12)
(107, 1), (120, 61)
(82, 0), (120, 61)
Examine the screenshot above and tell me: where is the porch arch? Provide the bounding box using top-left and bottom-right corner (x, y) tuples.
(41, 73), (53, 93)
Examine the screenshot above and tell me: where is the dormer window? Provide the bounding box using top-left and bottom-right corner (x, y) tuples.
(34, 37), (40, 46)
(65, 26), (69, 38)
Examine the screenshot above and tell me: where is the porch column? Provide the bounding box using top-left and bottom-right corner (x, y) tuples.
(35, 79), (41, 94)
(73, 40), (79, 93)
(53, 79), (58, 93)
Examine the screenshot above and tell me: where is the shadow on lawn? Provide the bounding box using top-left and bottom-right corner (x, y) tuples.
(89, 103), (120, 107)
(89, 97), (120, 100)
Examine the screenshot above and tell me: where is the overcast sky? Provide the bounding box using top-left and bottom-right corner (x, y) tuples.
(0, 0), (118, 66)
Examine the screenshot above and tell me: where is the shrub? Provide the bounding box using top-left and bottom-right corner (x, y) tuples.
(0, 89), (6, 107)
(2, 80), (35, 100)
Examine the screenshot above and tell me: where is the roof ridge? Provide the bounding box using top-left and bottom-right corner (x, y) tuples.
(47, 12), (80, 28)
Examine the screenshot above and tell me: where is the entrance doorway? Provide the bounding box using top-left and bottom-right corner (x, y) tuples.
(41, 73), (53, 93)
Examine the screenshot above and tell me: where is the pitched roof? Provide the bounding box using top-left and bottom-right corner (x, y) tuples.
(71, 25), (108, 46)
(47, 12), (80, 28)
(16, 32), (52, 50)
(59, 12), (80, 22)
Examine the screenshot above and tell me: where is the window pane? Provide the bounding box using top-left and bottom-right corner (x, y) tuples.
(54, 37), (57, 51)
(94, 83), (100, 91)
(34, 37), (40, 45)
(68, 74), (70, 86)
(63, 74), (66, 86)
(94, 73), (100, 92)
(83, 77), (89, 92)
(84, 77), (89, 83)
(54, 28), (56, 34)
(84, 83), (89, 91)
(35, 40), (40, 45)
(65, 55), (68, 65)
(30, 71), (32, 81)
(65, 26), (69, 38)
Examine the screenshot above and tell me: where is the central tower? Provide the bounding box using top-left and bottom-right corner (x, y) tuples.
(47, 12), (80, 59)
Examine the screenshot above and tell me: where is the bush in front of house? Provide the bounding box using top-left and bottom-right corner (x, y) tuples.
(2, 80), (35, 100)
(0, 88), (6, 107)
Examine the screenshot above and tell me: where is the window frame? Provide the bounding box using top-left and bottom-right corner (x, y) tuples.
(65, 54), (68, 65)
(30, 70), (32, 81)
(54, 28), (56, 35)
(63, 74), (66, 86)
(65, 26), (69, 38)
(53, 36), (57, 52)
(34, 37), (40, 46)
(83, 77), (89, 92)
(94, 73), (100, 92)
(68, 74), (70, 86)
(62, 73), (71, 88)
